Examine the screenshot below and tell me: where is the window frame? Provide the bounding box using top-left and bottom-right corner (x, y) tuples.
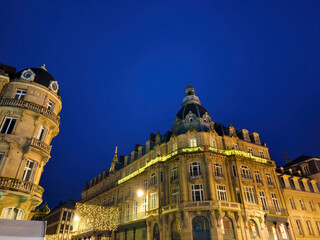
(189, 138), (197, 147)
(22, 159), (37, 182)
(15, 89), (27, 100)
(189, 162), (201, 179)
(191, 184), (204, 201)
(0, 117), (17, 134)
(259, 190), (268, 211)
(217, 185), (227, 201)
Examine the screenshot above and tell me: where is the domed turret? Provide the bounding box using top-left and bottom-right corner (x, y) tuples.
(173, 84), (213, 135)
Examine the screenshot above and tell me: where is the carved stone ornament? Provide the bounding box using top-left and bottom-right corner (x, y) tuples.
(20, 69), (35, 81)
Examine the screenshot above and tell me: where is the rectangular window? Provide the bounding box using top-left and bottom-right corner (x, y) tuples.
(191, 184), (204, 201)
(59, 224), (64, 233)
(22, 160), (37, 182)
(126, 188), (131, 200)
(125, 204), (129, 222)
(259, 191), (268, 211)
(254, 171), (262, 184)
(37, 125), (47, 141)
(299, 199), (306, 210)
(296, 220), (304, 235)
(303, 165), (310, 175)
(143, 180), (148, 190)
(0, 117), (17, 134)
(248, 148), (254, 155)
(171, 188), (179, 204)
(232, 143), (239, 150)
(209, 139), (217, 148)
(289, 197), (296, 209)
(306, 221), (314, 235)
(266, 173), (274, 187)
(232, 165), (237, 177)
(172, 142), (178, 152)
(15, 89), (27, 100)
(47, 100), (55, 111)
(160, 171), (164, 182)
(142, 198), (147, 216)
(150, 193), (157, 209)
(259, 151), (265, 158)
(271, 193), (281, 213)
(309, 201), (315, 211)
(189, 162), (201, 178)
(0, 152), (4, 166)
(217, 185), (227, 201)
(243, 187), (256, 204)
(133, 201), (137, 220)
(171, 167), (179, 182)
(189, 138), (197, 147)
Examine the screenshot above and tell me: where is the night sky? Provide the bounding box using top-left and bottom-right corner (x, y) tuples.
(1, 1), (320, 209)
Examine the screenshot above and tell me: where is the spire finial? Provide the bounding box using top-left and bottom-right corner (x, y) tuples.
(40, 64), (47, 71)
(115, 146), (117, 154)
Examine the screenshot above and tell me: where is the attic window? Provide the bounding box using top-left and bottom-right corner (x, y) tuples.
(189, 118), (193, 122)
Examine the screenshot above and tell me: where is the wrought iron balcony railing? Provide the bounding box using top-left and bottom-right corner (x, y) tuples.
(0, 98), (60, 125)
(0, 176), (44, 199)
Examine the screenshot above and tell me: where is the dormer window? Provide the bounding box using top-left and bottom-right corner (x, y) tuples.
(47, 100), (55, 111)
(20, 69), (35, 81)
(232, 144), (239, 150)
(189, 138), (197, 147)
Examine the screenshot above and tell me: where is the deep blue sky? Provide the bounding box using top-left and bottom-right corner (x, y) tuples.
(1, 0), (320, 209)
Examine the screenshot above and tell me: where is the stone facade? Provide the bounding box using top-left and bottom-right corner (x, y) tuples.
(74, 84), (318, 240)
(0, 63), (61, 220)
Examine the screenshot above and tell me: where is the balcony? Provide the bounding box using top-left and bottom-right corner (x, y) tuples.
(148, 181), (157, 189)
(266, 207), (288, 216)
(0, 176), (44, 199)
(170, 176), (179, 183)
(0, 98), (60, 125)
(190, 174), (202, 180)
(29, 138), (52, 155)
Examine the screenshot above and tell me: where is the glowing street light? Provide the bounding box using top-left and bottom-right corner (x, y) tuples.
(74, 215), (80, 222)
(137, 190), (144, 197)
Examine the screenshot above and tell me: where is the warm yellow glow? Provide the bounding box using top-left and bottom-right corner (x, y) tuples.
(137, 190), (144, 197)
(74, 215), (80, 221)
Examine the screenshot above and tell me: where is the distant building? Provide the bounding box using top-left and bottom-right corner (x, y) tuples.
(43, 200), (76, 240)
(74, 84), (299, 240)
(277, 167), (320, 239)
(0, 63), (62, 220)
(32, 202), (51, 220)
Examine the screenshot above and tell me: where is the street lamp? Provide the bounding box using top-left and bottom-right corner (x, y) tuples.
(137, 190), (144, 198)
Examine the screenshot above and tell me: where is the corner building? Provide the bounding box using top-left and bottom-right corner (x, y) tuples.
(0, 63), (61, 220)
(78, 84), (292, 240)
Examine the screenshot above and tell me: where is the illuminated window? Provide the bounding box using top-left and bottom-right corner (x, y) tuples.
(217, 185), (227, 201)
(266, 173), (274, 187)
(240, 165), (252, 180)
(248, 220), (259, 238)
(142, 198), (147, 215)
(232, 143), (238, 150)
(254, 171), (262, 184)
(306, 221), (314, 235)
(1, 207), (25, 220)
(248, 148), (254, 155)
(189, 162), (201, 179)
(191, 184), (204, 201)
(0, 117), (17, 134)
(171, 188), (179, 203)
(15, 89), (27, 100)
(22, 160), (37, 182)
(279, 224), (288, 239)
(259, 151), (265, 158)
(150, 192), (157, 209)
(289, 197), (296, 209)
(259, 191), (268, 211)
(296, 220), (304, 235)
(271, 193), (281, 213)
(272, 225), (278, 240)
(244, 187), (256, 204)
(214, 163), (223, 178)
(172, 142), (177, 152)
(299, 199), (306, 210)
(189, 138), (197, 147)
(209, 139), (217, 148)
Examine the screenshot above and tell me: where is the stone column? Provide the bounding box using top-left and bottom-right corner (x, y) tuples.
(205, 156), (215, 200)
(180, 157), (188, 202)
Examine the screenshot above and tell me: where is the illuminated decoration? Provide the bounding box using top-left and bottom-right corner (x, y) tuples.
(118, 146), (269, 185)
(221, 218), (225, 234)
(45, 235), (57, 240)
(279, 224), (287, 239)
(74, 203), (119, 234)
(272, 225), (278, 240)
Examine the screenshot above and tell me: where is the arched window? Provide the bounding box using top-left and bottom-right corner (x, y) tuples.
(214, 163), (224, 178)
(240, 166), (252, 180)
(221, 216), (235, 240)
(1, 207), (25, 220)
(192, 216), (210, 240)
(153, 223), (160, 240)
(248, 220), (260, 239)
(150, 173), (157, 188)
(171, 219), (181, 240)
(190, 162), (201, 178)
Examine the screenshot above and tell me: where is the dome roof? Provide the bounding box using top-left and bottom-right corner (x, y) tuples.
(15, 67), (59, 95)
(176, 103), (211, 120)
